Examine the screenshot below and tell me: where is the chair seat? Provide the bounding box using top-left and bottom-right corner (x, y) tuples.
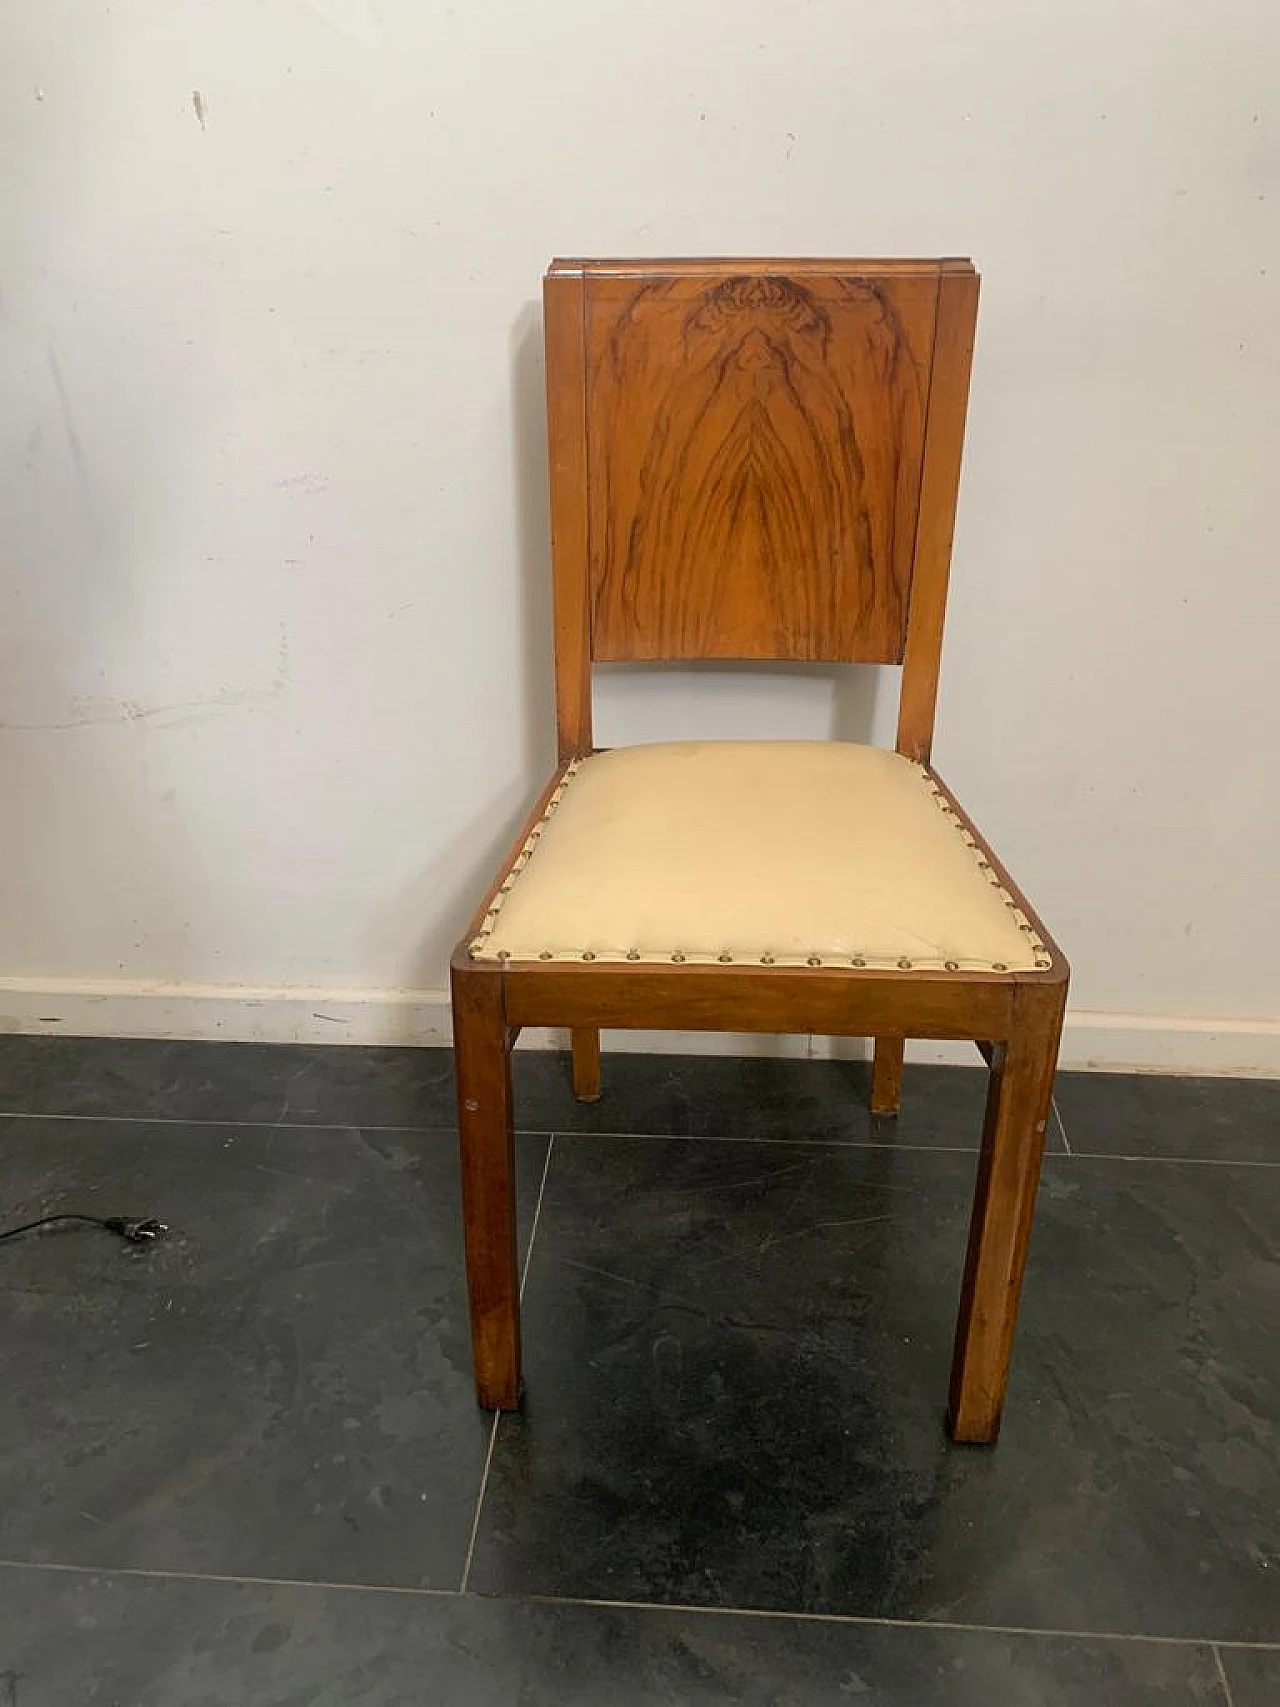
(470, 742), (1050, 973)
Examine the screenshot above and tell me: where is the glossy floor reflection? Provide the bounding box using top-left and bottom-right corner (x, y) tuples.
(0, 1037), (1274, 1704)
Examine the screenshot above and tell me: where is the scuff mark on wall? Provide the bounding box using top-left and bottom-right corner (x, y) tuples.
(306, 0), (382, 45)
(46, 347), (96, 530)
(192, 90), (208, 129)
(274, 473), (329, 495)
(0, 625), (293, 732)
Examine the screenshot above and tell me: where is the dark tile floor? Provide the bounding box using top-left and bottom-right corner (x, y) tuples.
(0, 1036), (1275, 1704)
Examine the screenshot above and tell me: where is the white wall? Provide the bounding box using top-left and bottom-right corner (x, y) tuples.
(2, 0), (1277, 1071)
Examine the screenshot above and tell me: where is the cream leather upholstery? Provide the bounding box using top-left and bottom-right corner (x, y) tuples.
(470, 742), (1049, 973)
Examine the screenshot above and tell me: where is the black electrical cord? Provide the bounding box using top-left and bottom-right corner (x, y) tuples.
(0, 1213), (167, 1247)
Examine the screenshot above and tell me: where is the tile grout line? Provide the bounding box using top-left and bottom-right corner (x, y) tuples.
(0, 1108), (981, 1154)
(0, 1558), (458, 1600)
(0, 1108), (981, 1155)
(519, 1136), (555, 1300)
(0, 1110), (464, 1132)
(457, 1135), (555, 1596)
(456, 1415), (500, 1598)
(544, 1132), (987, 1155)
(507, 1591), (1280, 1654)
(3, 1108), (1277, 1165)
(1053, 1151), (1280, 1169)
(1051, 1095), (1072, 1155)
(1213, 1644), (1237, 1706)
(3, 1557), (1275, 1654)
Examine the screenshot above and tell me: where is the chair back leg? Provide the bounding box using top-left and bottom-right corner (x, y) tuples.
(571, 1027), (603, 1102)
(870, 1035), (905, 1115)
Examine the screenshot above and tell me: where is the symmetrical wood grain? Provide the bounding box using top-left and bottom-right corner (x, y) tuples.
(583, 270), (937, 663)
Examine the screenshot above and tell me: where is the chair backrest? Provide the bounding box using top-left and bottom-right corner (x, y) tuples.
(543, 256), (979, 763)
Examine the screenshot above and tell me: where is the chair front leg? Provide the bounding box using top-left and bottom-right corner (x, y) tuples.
(948, 984), (1066, 1443)
(451, 963), (522, 1410)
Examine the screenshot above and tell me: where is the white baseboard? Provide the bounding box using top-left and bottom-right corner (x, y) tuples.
(0, 977), (1277, 1077)
(0, 978), (451, 1051)
(905, 1012), (1280, 1077)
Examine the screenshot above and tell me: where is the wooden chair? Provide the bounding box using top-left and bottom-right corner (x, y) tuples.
(452, 257), (1068, 1445)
